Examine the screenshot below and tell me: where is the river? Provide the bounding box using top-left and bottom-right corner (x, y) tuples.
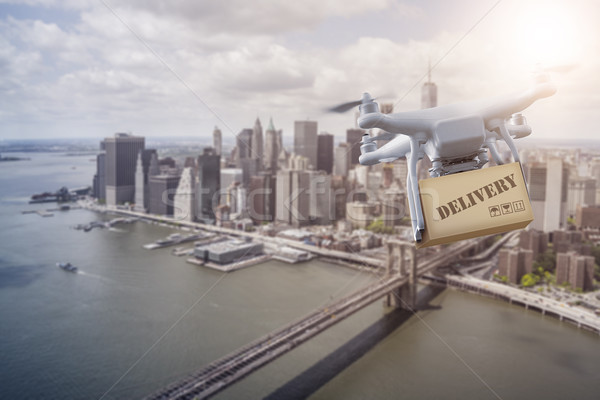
(0, 152), (598, 399)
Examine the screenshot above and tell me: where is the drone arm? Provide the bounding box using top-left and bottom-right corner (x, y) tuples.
(481, 82), (556, 122)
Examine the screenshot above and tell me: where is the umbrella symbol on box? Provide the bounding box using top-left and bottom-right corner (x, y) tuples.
(501, 203), (513, 214)
(489, 205), (501, 217)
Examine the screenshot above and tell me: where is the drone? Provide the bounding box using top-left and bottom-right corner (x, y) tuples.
(331, 73), (556, 242)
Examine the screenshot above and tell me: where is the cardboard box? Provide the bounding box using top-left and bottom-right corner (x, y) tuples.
(417, 162), (533, 248)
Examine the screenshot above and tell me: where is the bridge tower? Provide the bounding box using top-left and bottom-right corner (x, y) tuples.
(384, 240), (417, 310)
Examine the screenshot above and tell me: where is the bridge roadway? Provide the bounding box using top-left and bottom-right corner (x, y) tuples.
(145, 239), (478, 400)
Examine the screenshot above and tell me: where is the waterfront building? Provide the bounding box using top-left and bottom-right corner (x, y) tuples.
(104, 133), (145, 206)
(526, 159), (569, 232)
(134, 152), (145, 212)
(276, 169), (310, 227)
(174, 167), (196, 222)
(93, 152), (106, 202)
(252, 118), (263, 165)
(213, 126), (222, 156)
(556, 251), (595, 291)
(148, 173), (181, 216)
(334, 142), (351, 177)
(294, 120), (318, 170)
(194, 239), (263, 265)
(497, 248), (533, 284)
(317, 133), (334, 174)
(346, 128), (364, 166)
(567, 177), (596, 217)
(196, 147), (220, 223)
(263, 118), (280, 173)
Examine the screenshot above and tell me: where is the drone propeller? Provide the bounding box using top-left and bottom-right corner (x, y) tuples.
(326, 92), (393, 113)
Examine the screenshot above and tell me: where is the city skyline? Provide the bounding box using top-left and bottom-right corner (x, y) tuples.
(1, 0), (600, 142)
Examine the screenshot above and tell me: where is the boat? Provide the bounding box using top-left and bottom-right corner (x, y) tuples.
(56, 262), (78, 273)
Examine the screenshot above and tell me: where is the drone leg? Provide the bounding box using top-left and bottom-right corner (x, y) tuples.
(486, 140), (503, 165)
(407, 141), (425, 241)
(496, 123), (521, 163)
(406, 172), (420, 242)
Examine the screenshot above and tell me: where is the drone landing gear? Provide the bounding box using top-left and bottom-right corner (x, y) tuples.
(407, 139), (425, 243)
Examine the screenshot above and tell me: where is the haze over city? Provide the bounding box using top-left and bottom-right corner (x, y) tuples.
(1, 0), (599, 140)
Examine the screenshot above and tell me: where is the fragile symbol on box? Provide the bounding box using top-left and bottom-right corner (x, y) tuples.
(488, 205), (501, 217)
(501, 203), (513, 214)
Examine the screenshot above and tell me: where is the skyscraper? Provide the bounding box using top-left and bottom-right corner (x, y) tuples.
(196, 147), (220, 223)
(527, 159), (569, 232)
(174, 167), (196, 222)
(148, 173), (181, 216)
(421, 64), (438, 109)
(317, 133), (334, 174)
(236, 128), (253, 163)
(252, 118), (263, 163)
(213, 126), (222, 156)
(294, 120), (318, 169)
(276, 169), (310, 227)
(346, 128), (364, 166)
(334, 142), (350, 176)
(248, 172), (276, 224)
(263, 117), (280, 173)
(93, 152), (106, 202)
(104, 133), (145, 206)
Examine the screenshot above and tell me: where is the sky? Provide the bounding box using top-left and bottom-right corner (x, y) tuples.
(0, 0), (599, 143)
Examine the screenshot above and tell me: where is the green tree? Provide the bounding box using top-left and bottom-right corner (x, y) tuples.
(366, 218), (393, 234)
(521, 273), (539, 287)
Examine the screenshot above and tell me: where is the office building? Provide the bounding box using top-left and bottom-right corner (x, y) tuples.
(334, 143), (351, 176)
(148, 173), (180, 216)
(567, 177), (596, 217)
(526, 159), (569, 232)
(93, 152), (106, 202)
(133, 149), (157, 212)
(294, 120), (318, 169)
(248, 172), (276, 224)
(213, 126), (222, 156)
(421, 66), (438, 109)
(104, 133), (145, 206)
(382, 186), (406, 228)
(276, 169), (310, 227)
(263, 117), (280, 173)
(196, 147), (220, 222)
(346, 128), (364, 166)
(236, 128), (253, 163)
(252, 118), (263, 163)
(576, 205), (600, 229)
(308, 171), (334, 225)
(316, 133), (334, 174)
(174, 167), (196, 221)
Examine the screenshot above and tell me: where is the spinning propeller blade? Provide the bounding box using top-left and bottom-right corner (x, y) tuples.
(326, 93), (394, 113)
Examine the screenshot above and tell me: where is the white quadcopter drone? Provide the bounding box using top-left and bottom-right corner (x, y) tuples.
(333, 73), (556, 242)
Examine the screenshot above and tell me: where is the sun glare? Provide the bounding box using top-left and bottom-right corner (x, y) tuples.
(513, 2), (582, 68)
